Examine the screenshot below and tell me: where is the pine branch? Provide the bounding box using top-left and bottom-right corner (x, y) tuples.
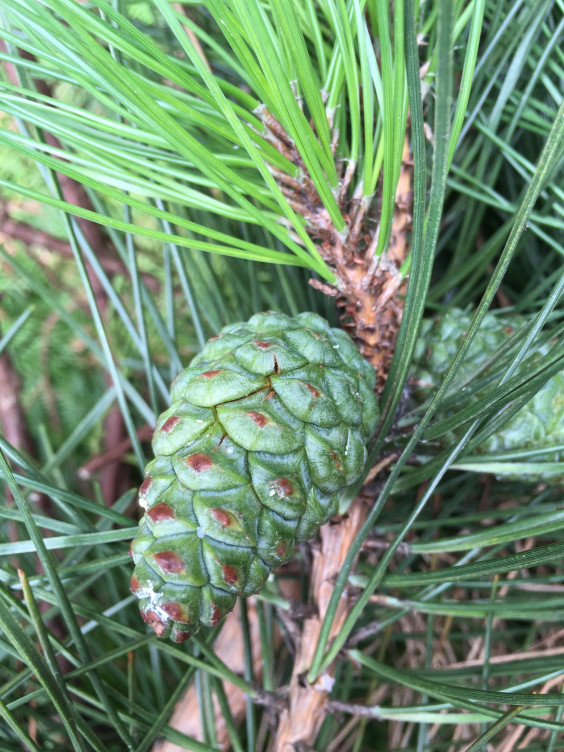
(257, 106), (413, 391)
(274, 497), (370, 750)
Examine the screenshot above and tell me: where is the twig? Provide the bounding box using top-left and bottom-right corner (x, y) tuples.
(0, 212), (75, 255)
(325, 700), (383, 719)
(260, 117), (412, 748)
(172, 4), (212, 72)
(99, 404), (133, 506)
(260, 104), (413, 393)
(0, 335), (71, 670)
(78, 423), (152, 479)
(345, 621), (383, 647)
(273, 498), (369, 751)
(39, 312), (63, 434)
(0, 210), (159, 291)
(0, 348), (35, 461)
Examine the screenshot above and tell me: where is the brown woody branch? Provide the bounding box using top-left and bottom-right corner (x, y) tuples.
(273, 498), (370, 751)
(0, 210), (158, 291)
(78, 423), (153, 480)
(0, 346), (52, 518)
(256, 107), (413, 393)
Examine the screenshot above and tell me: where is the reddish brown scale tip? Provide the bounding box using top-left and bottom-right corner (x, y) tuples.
(222, 565), (238, 585)
(139, 476), (152, 496)
(172, 630), (192, 643)
(161, 416), (180, 433)
(128, 540), (134, 558)
(141, 609), (168, 637)
(201, 370), (221, 378)
(148, 503), (175, 522)
(276, 478), (293, 496)
(186, 453), (213, 472)
(210, 602), (222, 626)
(276, 542), (287, 557)
(254, 340), (273, 349)
(504, 326), (515, 335)
(211, 508), (231, 527)
(265, 389), (276, 400)
(161, 602), (190, 623)
(153, 550), (186, 574)
(330, 450), (342, 470)
(305, 383), (319, 398)
(247, 411), (267, 427)
(129, 574), (141, 592)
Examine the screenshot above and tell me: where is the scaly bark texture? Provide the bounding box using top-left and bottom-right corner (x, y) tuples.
(259, 105), (412, 393)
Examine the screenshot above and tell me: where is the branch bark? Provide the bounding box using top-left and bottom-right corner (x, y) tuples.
(0, 210), (158, 291)
(272, 498), (369, 751)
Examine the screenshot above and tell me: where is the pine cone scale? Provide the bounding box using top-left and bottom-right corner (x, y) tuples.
(131, 312), (378, 642)
(411, 308), (564, 478)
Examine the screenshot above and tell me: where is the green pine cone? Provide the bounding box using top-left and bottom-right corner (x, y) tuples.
(130, 312), (378, 642)
(411, 308), (564, 456)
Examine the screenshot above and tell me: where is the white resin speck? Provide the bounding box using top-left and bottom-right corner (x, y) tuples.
(314, 673), (335, 692)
